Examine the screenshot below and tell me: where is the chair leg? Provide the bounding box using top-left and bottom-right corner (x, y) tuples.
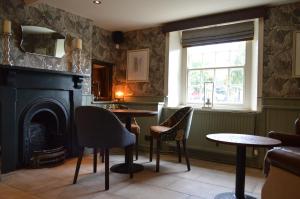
(149, 136), (153, 162)
(176, 141), (182, 163)
(93, 148), (97, 173)
(100, 149), (104, 163)
(73, 147), (84, 184)
(182, 139), (191, 171)
(105, 149), (109, 190)
(135, 134), (139, 160)
(128, 145), (134, 179)
(156, 137), (161, 172)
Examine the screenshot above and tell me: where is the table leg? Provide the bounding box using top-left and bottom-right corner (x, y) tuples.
(110, 115), (144, 174)
(236, 145), (246, 198)
(214, 145), (256, 199)
(125, 116), (132, 164)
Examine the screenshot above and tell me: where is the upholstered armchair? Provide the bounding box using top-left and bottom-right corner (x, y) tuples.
(108, 104), (141, 160)
(149, 107), (194, 172)
(73, 106), (136, 190)
(262, 118), (300, 199)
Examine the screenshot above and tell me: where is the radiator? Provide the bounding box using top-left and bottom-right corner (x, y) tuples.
(195, 111), (256, 135)
(177, 110), (257, 155)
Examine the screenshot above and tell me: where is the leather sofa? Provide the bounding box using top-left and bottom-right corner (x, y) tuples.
(262, 118), (300, 199)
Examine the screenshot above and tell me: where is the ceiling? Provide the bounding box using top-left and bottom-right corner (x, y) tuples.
(41, 0), (299, 31)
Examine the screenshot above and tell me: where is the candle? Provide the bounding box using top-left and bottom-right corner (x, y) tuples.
(75, 38), (82, 49)
(3, 19), (11, 33)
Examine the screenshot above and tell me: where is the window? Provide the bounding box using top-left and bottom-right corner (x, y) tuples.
(167, 19), (263, 111)
(186, 41), (249, 107)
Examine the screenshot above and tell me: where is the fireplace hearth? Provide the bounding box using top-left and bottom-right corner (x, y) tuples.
(0, 64), (85, 173)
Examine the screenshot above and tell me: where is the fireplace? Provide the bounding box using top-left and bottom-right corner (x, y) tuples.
(20, 98), (68, 167)
(0, 64), (84, 173)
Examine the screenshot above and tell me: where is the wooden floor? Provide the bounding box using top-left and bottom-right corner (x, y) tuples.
(0, 153), (264, 199)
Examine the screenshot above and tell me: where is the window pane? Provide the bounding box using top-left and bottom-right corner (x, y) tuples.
(216, 51), (230, 68)
(187, 69), (213, 103)
(228, 68), (244, 104)
(187, 51), (203, 69)
(187, 70), (201, 103)
(186, 41), (246, 105)
(202, 52), (215, 68)
(187, 41), (246, 69)
(214, 69), (228, 104)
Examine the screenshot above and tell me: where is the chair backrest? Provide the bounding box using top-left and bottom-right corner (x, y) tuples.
(75, 106), (135, 148)
(161, 107), (194, 140)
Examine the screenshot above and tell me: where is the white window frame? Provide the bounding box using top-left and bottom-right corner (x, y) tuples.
(182, 41), (253, 110)
(166, 18), (263, 111)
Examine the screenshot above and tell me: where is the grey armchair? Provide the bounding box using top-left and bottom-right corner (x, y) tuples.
(73, 106), (136, 190)
(149, 106), (194, 172)
(107, 104), (141, 160)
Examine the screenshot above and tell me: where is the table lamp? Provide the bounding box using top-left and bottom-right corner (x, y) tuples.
(115, 91), (124, 101)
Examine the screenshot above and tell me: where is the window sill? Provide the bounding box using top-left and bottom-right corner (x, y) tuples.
(165, 105), (259, 114)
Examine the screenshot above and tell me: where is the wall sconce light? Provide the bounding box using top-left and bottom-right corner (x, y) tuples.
(115, 90), (124, 101)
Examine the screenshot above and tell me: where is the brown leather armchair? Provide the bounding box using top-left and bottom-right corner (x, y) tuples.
(262, 118), (300, 199)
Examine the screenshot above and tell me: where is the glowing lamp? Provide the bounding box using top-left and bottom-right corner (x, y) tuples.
(115, 91), (124, 101)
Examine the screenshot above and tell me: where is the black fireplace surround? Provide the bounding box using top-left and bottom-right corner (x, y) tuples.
(0, 64), (85, 173)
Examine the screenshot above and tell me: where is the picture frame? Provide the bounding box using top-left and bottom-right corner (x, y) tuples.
(127, 48), (149, 82)
(293, 31), (300, 77)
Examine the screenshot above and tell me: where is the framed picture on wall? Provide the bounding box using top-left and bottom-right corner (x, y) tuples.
(293, 31), (300, 77)
(127, 48), (149, 82)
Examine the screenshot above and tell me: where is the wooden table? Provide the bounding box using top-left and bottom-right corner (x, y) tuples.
(206, 133), (281, 199)
(110, 109), (157, 174)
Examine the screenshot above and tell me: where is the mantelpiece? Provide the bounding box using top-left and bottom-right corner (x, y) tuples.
(0, 64), (86, 172)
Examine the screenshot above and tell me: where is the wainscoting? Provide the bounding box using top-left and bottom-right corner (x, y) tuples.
(262, 98), (300, 133)
(81, 96), (300, 168)
(162, 108), (259, 167)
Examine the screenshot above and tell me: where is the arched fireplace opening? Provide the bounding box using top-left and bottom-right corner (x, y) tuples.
(20, 99), (69, 168)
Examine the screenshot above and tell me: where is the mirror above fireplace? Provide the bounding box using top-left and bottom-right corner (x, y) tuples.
(20, 25), (65, 58)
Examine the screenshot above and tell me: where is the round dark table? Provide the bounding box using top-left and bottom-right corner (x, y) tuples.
(110, 109), (157, 174)
(206, 133), (281, 199)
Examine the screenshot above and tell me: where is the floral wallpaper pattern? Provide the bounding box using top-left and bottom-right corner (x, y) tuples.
(0, 0), (93, 94)
(0, 1), (166, 97)
(113, 27), (166, 97)
(2, 1), (300, 98)
(92, 25), (116, 63)
(263, 3), (300, 97)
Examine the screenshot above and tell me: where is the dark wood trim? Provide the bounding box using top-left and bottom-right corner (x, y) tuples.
(91, 59), (114, 68)
(91, 59), (114, 101)
(162, 6), (268, 33)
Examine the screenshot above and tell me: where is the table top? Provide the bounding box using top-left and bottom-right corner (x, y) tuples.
(110, 109), (157, 117)
(206, 133), (281, 147)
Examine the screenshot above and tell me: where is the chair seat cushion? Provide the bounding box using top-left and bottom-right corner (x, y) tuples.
(121, 123), (140, 135)
(130, 124), (140, 135)
(150, 125), (171, 137)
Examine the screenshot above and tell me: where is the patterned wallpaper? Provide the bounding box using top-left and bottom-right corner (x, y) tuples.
(3, 1), (300, 99)
(113, 27), (166, 97)
(92, 25), (116, 63)
(263, 3), (300, 97)
(0, 1), (166, 97)
(0, 0), (93, 93)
